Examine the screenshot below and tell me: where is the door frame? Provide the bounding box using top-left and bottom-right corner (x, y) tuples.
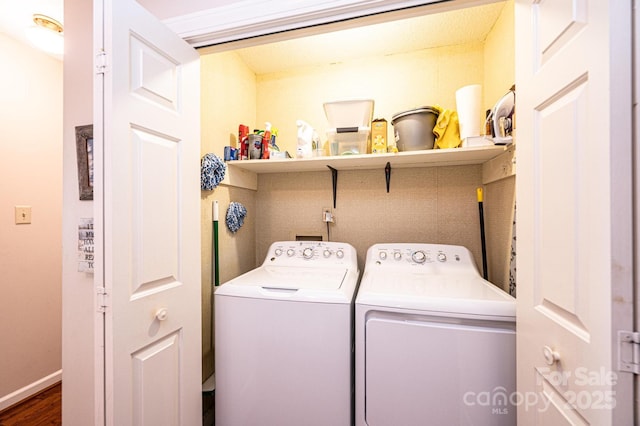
(634, 0), (640, 422)
(164, 0), (503, 48)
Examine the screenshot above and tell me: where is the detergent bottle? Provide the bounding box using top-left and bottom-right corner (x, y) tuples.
(296, 120), (314, 158)
(261, 122), (272, 159)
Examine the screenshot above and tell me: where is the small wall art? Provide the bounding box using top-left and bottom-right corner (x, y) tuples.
(75, 124), (93, 200)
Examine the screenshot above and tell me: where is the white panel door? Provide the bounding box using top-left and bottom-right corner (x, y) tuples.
(515, 1), (633, 424)
(94, 0), (201, 424)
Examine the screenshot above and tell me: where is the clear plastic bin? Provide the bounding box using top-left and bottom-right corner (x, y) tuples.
(324, 99), (374, 155)
(327, 127), (370, 155)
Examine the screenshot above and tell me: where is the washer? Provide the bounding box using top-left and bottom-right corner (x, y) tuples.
(355, 243), (516, 426)
(215, 241), (359, 426)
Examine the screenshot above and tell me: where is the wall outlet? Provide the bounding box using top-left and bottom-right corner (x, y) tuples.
(322, 207), (334, 223)
(15, 206), (32, 224)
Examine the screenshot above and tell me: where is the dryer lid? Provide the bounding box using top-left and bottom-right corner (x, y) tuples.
(356, 272), (515, 318)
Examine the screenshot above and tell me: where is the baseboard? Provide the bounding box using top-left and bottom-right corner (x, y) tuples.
(0, 370), (62, 412)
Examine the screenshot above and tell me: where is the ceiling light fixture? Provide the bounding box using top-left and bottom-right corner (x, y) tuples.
(25, 14), (64, 56)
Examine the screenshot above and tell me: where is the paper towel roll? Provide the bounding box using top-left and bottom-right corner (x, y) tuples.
(456, 84), (482, 139)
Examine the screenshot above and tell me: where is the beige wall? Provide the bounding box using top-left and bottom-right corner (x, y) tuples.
(257, 166), (485, 271)
(256, 42), (485, 155)
(0, 34), (62, 406)
(484, 0), (515, 112)
(200, 52), (259, 380)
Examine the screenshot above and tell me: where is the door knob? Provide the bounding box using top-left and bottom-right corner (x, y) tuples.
(542, 345), (560, 365)
(155, 308), (168, 321)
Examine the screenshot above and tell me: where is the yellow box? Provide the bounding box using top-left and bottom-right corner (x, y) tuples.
(371, 119), (387, 154)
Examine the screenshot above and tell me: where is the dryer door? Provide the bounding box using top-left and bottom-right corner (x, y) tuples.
(364, 313), (516, 426)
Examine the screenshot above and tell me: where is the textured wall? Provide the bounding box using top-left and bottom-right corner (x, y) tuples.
(256, 166), (485, 273)
(485, 175), (516, 292)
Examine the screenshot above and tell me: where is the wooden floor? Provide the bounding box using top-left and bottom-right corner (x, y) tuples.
(0, 382), (213, 425)
(0, 383), (61, 426)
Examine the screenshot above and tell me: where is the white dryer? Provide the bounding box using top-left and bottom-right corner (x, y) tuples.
(355, 243), (516, 426)
(215, 241), (359, 426)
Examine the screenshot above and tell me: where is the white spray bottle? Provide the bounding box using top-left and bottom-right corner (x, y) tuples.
(296, 120), (314, 158)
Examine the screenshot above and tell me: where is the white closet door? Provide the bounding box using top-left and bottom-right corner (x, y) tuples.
(94, 0), (202, 424)
(515, 1), (633, 424)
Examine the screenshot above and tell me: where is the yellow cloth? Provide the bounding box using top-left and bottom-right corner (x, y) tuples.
(432, 106), (461, 149)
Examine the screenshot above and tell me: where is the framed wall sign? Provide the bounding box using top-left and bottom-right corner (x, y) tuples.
(75, 124), (93, 201)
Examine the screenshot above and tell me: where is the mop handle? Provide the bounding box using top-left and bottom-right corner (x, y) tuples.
(477, 188), (488, 280)
(213, 201), (220, 287)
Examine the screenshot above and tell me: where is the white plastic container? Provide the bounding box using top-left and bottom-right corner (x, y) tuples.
(324, 99), (374, 155)
(455, 84), (482, 139)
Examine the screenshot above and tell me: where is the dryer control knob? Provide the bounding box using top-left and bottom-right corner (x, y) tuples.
(336, 249), (344, 259)
(286, 249), (295, 257)
(323, 249), (332, 258)
(303, 247), (314, 259)
(394, 252), (402, 261)
(274, 248), (283, 257)
(412, 250), (427, 263)
(437, 253), (447, 262)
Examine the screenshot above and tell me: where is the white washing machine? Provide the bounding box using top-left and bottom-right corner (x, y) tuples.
(355, 243), (516, 426)
(215, 241), (359, 426)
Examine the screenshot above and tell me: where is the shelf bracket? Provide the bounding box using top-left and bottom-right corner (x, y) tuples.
(385, 162), (391, 193)
(327, 166), (338, 208)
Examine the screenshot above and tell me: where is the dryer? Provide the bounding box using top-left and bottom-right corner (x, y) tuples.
(215, 241), (359, 426)
(355, 243), (516, 426)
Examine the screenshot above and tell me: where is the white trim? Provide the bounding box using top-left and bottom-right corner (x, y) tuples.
(0, 370), (62, 412)
(609, 0), (635, 424)
(164, 0), (499, 47)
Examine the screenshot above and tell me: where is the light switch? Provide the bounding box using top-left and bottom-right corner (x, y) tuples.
(15, 206), (32, 224)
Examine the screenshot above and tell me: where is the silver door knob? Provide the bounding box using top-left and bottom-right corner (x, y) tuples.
(542, 345), (560, 365)
(155, 308), (168, 321)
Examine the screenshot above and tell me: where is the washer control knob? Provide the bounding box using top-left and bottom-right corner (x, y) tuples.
(323, 249), (332, 258)
(302, 247), (314, 259)
(336, 249), (344, 259)
(379, 251), (387, 260)
(412, 250), (427, 263)
(437, 253), (447, 262)
(286, 249), (295, 257)
(274, 248), (283, 257)
(393, 252), (402, 261)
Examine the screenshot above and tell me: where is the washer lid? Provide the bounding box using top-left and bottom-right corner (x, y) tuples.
(356, 271), (515, 318)
(215, 265), (357, 303)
